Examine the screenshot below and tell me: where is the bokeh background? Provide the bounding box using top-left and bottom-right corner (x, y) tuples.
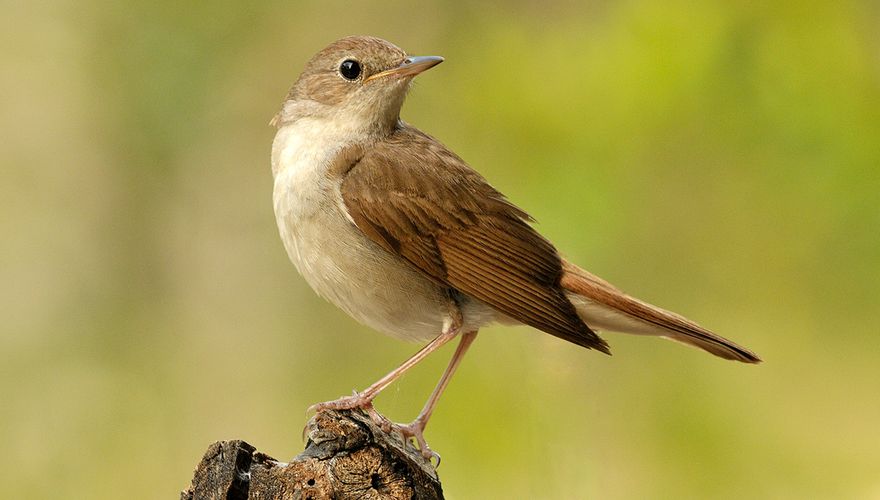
(3, 1), (879, 498)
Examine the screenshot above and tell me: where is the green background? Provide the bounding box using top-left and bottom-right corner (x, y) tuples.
(3, 1), (878, 498)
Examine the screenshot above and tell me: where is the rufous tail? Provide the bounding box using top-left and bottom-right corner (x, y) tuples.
(560, 260), (761, 363)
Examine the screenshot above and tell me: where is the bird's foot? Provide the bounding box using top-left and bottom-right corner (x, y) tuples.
(308, 391), (393, 432)
(308, 392), (439, 465)
(367, 413), (439, 464)
(308, 389), (376, 413)
(395, 418), (440, 464)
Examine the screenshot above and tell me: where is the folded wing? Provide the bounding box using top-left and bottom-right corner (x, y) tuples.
(340, 125), (609, 353)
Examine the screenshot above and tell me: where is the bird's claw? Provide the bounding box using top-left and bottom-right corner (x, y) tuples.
(306, 395), (440, 466)
(362, 404), (394, 432)
(307, 389), (373, 414)
(389, 419), (440, 464)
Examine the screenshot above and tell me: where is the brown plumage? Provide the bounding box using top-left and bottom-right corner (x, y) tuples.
(341, 126), (609, 352)
(273, 35), (761, 459)
(560, 261), (760, 362)
(340, 124), (760, 363)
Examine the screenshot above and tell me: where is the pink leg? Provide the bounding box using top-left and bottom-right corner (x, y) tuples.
(309, 323), (461, 414)
(397, 330), (479, 459)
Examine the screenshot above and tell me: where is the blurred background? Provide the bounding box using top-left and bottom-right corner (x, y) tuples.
(2, 0), (879, 498)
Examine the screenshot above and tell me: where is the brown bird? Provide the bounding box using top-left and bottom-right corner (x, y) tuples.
(271, 36), (760, 459)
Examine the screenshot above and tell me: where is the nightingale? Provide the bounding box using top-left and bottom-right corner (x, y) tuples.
(271, 35), (760, 459)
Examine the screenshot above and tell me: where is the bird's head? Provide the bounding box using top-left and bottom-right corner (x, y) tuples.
(273, 36), (443, 135)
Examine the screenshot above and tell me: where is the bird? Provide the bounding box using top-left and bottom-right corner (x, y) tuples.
(270, 35), (760, 459)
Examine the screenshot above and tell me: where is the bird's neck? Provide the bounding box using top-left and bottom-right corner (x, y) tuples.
(272, 114), (402, 181)
(272, 98), (405, 179)
(276, 98), (400, 137)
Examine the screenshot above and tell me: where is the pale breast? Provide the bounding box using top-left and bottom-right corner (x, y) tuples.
(272, 120), (465, 342)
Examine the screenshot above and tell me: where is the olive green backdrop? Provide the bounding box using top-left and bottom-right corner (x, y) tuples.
(2, 1), (878, 498)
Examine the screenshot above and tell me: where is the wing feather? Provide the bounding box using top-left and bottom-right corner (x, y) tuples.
(341, 125), (608, 352)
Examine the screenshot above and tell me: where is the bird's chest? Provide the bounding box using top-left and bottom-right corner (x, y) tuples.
(271, 123), (450, 341)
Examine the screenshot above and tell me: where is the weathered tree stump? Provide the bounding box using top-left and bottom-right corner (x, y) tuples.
(181, 409), (443, 499)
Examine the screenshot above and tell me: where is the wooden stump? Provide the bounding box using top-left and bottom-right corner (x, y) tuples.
(181, 409), (443, 499)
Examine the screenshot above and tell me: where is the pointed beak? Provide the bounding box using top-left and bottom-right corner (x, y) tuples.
(365, 55), (444, 82)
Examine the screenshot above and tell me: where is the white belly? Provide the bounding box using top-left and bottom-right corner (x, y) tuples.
(271, 120), (494, 341)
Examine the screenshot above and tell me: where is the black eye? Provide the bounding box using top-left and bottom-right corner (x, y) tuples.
(339, 59), (361, 80)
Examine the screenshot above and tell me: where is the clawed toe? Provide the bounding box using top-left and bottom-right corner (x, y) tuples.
(392, 420), (439, 462)
(343, 406), (439, 462)
(306, 399), (440, 465)
(307, 388), (444, 465)
(361, 404), (393, 432)
(306, 391), (395, 433)
(308, 390), (373, 414)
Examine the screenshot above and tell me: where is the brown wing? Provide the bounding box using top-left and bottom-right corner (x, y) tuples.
(340, 125), (609, 353)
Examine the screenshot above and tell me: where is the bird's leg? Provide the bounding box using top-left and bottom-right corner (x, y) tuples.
(395, 330), (478, 460)
(308, 319), (462, 416)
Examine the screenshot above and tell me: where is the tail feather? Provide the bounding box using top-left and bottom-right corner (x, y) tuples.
(560, 260), (761, 363)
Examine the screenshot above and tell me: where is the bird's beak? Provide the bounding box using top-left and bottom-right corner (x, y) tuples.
(365, 55), (444, 82)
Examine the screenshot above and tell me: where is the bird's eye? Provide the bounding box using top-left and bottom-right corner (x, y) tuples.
(339, 59), (361, 80)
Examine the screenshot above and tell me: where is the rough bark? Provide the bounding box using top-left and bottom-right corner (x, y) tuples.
(181, 409), (443, 500)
